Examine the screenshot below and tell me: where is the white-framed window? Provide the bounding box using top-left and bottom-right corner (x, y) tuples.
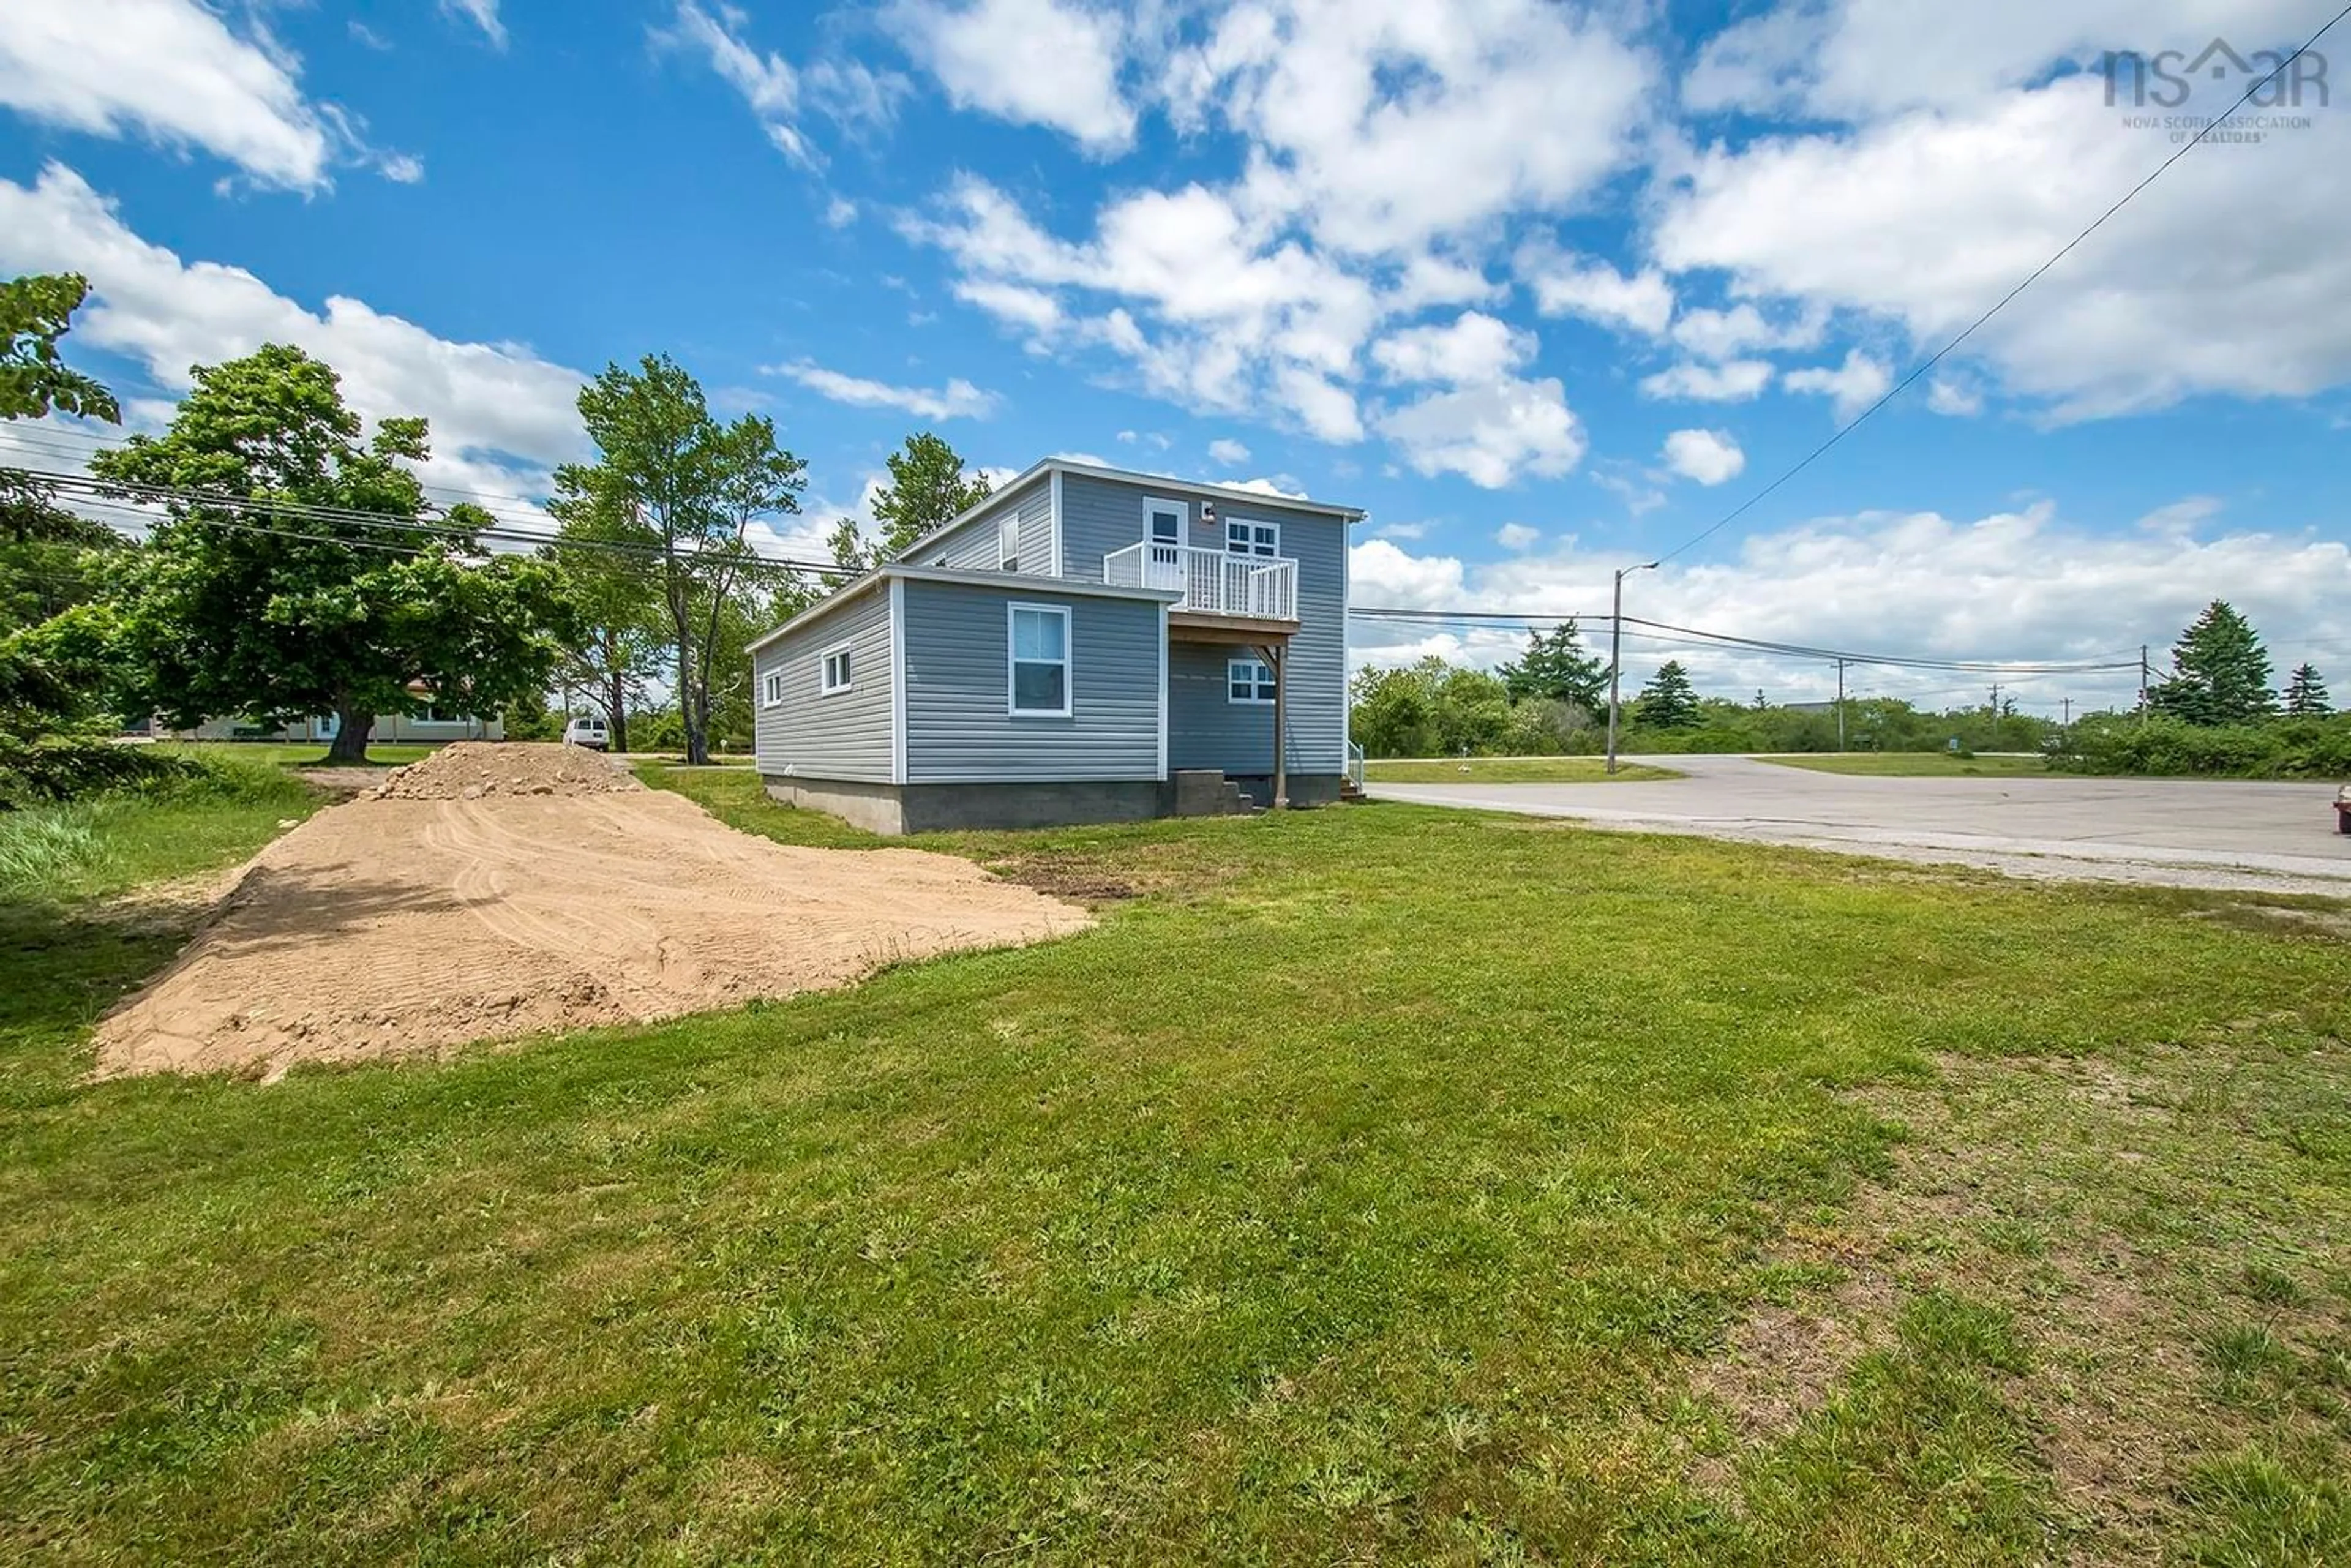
(421, 702), (470, 724)
(1145, 497), (1186, 544)
(999, 512), (1020, 572)
(1228, 657), (1277, 705)
(1007, 602), (1071, 717)
(819, 642), (853, 696)
(1226, 517), (1279, 557)
(761, 669), (785, 708)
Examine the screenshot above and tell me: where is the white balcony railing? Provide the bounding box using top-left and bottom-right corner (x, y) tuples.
(1103, 542), (1299, 621)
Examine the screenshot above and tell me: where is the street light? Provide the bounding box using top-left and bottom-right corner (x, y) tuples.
(1605, 560), (1659, 776)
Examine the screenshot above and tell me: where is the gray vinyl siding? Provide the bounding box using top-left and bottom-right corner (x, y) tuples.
(906, 476), (1053, 575)
(751, 583), (894, 782)
(901, 578), (1162, 782)
(1058, 473), (1207, 582)
(1063, 473), (1349, 775)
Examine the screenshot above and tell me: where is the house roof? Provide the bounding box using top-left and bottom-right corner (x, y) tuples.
(887, 458), (1367, 571)
(744, 563), (1180, 656)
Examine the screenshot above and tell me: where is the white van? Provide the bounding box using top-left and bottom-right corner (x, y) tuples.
(562, 715), (610, 751)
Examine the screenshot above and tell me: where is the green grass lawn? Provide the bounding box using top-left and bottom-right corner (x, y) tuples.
(1366, 756), (1685, 784)
(1757, 752), (2057, 779)
(2, 771), (2347, 1561)
(160, 740), (440, 770)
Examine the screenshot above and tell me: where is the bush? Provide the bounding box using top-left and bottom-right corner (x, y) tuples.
(2052, 714), (2351, 778)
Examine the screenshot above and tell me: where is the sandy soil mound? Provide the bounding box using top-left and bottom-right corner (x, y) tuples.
(374, 741), (638, 801)
(94, 784), (1091, 1081)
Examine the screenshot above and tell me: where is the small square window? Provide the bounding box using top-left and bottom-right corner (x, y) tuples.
(819, 645), (853, 695)
(761, 670), (785, 708)
(1228, 657), (1276, 704)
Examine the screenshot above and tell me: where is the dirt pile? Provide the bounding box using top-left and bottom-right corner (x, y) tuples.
(373, 741), (638, 801)
(94, 782), (1091, 1081)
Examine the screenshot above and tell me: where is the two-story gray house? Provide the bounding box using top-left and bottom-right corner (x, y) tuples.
(747, 459), (1362, 833)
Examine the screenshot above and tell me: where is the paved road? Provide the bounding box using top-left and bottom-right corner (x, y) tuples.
(1371, 754), (2351, 895)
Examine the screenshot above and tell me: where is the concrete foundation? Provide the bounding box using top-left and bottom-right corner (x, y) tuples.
(763, 773), (1349, 833)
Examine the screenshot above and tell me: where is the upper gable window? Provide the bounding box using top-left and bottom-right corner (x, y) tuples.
(999, 512), (1019, 572)
(1226, 518), (1279, 558)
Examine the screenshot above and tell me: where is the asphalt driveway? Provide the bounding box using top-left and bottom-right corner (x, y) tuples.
(1370, 754), (2351, 894)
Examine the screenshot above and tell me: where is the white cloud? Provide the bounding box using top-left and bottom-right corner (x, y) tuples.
(823, 196), (858, 228)
(1514, 241), (1674, 336)
(1655, 25), (2351, 420)
(1207, 437), (1250, 466)
(0, 163), (588, 501)
(1170, 0), (1655, 257)
(1366, 311), (1584, 487)
(1496, 522), (1540, 551)
(768, 358), (999, 421)
(1669, 301), (1824, 362)
(659, 1), (906, 167)
(890, 0), (1134, 154)
(1349, 498), (2351, 711)
(1638, 359), (1773, 402)
(1927, 377), (1985, 417)
(1376, 373), (1584, 489)
(440, 0), (506, 49)
(1224, 475), (1312, 500)
(1662, 427), (1746, 486)
(1783, 348), (1893, 420)
(1371, 313), (1532, 385)
(1348, 536), (1466, 609)
(0, 0), (408, 192)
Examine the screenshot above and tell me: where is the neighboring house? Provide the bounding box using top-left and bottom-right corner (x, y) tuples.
(749, 459), (1363, 833)
(160, 686), (504, 743)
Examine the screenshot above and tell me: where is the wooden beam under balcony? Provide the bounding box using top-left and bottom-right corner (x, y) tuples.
(1167, 612), (1299, 644)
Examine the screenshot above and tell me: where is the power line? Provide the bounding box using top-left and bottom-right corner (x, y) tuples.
(1649, 1), (2351, 566)
(1346, 602), (2144, 675)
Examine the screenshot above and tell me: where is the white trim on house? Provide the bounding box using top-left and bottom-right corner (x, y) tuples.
(1006, 601), (1073, 719)
(819, 640), (854, 696)
(1048, 467), (1065, 578)
(888, 576), (907, 784)
(1228, 656), (1277, 705)
(1157, 599), (1169, 780)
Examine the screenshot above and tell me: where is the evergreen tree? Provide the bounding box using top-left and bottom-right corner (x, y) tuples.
(1635, 659), (1701, 728)
(2283, 661), (2331, 717)
(2145, 600), (2278, 725)
(1497, 621), (1605, 713)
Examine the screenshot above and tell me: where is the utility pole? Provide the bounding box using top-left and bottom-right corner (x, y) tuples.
(1835, 657), (1847, 752)
(2061, 696), (2072, 728)
(2139, 644), (2151, 719)
(1605, 561), (1658, 775)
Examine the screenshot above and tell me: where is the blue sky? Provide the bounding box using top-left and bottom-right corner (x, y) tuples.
(2, 0), (2347, 711)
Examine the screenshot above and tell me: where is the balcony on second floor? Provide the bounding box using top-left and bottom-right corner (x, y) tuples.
(1103, 541), (1299, 631)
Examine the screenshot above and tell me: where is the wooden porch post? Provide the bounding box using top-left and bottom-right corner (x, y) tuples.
(1259, 639), (1288, 810)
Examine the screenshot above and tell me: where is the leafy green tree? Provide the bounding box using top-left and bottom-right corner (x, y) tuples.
(1, 273), (118, 424)
(4, 272), (126, 634)
(552, 355), (806, 763)
(1497, 622), (1605, 713)
(1349, 662), (1439, 758)
(2283, 662), (2331, 717)
(91, 345), (568, 763)
(1635, 659), (1701, 728)
(829, 432), (993, 574)
(542, 499), (665, 753)
(2147, 600), (2277, 726)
